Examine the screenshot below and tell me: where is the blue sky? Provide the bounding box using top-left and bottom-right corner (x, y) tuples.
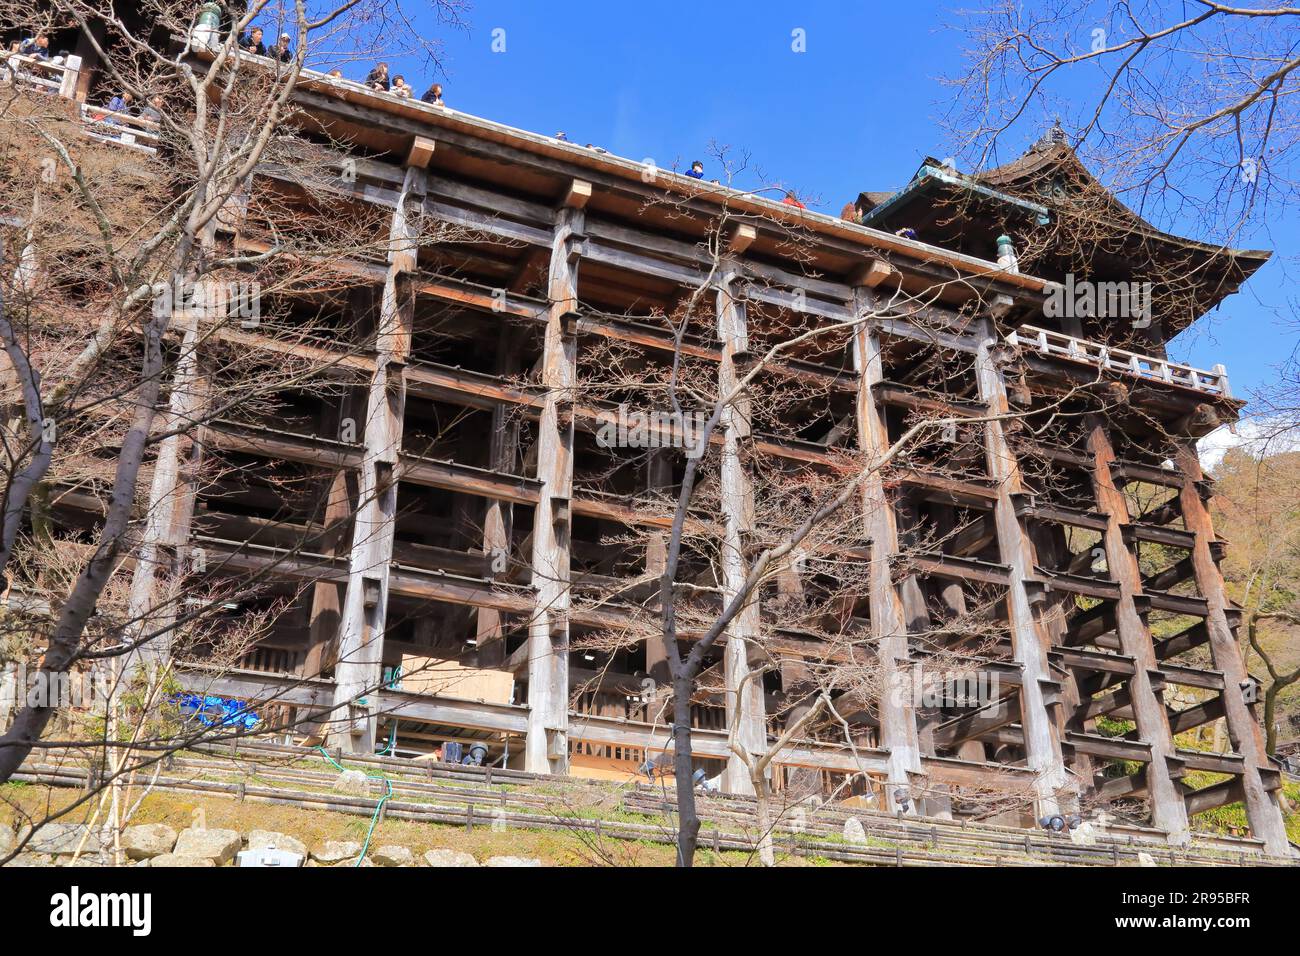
(346, 0), (1296, 406)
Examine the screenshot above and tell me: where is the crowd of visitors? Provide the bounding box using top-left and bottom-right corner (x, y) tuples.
(238, 26), (293, 63)
(8, 32), (75, 65)
(13, 21), (871, 222)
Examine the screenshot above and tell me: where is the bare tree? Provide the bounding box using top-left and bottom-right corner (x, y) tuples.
(0, 0), (468, 791)
(946, 0), (1300, 233)
(1213, 447), (1300, 753)
(946, 0), (1300, 448)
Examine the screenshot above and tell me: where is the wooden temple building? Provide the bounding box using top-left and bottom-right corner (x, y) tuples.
(5, 28), (1293, 857)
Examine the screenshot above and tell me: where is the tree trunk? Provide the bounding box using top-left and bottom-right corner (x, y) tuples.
(672, 672), (700, 866)
(754, 777), (776, 866)
(1263, 685), (1277, 755)
(0, 313), (168, 783)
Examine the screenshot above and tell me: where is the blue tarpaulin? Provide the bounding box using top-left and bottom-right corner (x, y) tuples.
(171, 692), (261, 732)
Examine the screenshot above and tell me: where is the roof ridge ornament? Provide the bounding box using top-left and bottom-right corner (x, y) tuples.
(1032, 118), (1070, 153)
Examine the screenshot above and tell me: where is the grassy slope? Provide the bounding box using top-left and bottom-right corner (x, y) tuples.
(1188, 778), (1300, 845)
(0, 782), (841, 867)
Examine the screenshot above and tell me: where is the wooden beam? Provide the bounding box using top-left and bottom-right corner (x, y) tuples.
(727, 223), (756, 255)
(1085, 416), (1189, 841)
(1167, 696), (1225, 735)
(524, 205), (583, 774)
(1185, 777), (1245, 816)
(404, 135), (436, 169)
(564, 178), (592, 209)
(932, 700), (1017, 747)
(1065, 731), (1152, 764)
(1174, 442), (1290, 854)
(848, 258), (898, 289)
(717, 263), (766, 795)
(852, 289), (922, 811)
(972, 317), (1072, 819)
(329, 164), (427, 753)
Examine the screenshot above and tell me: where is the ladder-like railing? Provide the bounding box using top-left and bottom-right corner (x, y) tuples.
(1, 52), (162, 156)
(78, 102), (160, 154)
(2, 52), (82, 99)
(1008, 324), (1231, 399)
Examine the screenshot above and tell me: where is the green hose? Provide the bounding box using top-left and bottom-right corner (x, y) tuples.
(317, 745), (394, 867)
(376, 722), (397, 756)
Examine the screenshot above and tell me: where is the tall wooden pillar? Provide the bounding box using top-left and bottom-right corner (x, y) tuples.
(329, 157), (429, 752)
(524, 183), (588, 774)
(896, 498), (953, 817)
(1031, 521), (1096, 783)
(973, 319), (1070, 818)
(120, 183), (234, 679)
(779, 658), (824, 796)
(851, 288), (922, 811)
(1087, 419), (1190, 843)
(931, 505), (969, 620)
(1175, 441), (1291, 855)
(717, 264), (767, 795)
(476, 325), (522, 668)
(301, 466), (357, 677)
(932, 506), (986, 767)
(303, 342), (367, 679)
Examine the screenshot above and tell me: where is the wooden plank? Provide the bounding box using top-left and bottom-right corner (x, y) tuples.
(396, 656), (514, 703)
(1065, 731), (1152, 763)
(853, 290), (922, 810)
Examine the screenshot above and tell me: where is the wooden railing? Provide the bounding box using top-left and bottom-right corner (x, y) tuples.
(1008, 324), (1231, 399)
(2, 51), (163, 155)
(78, 102), (161, 153)
(1, 52), (82, 98)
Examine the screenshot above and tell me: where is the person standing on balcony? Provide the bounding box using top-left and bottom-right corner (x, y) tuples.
(391, 75), (413, 98)
(364, 62), (390, 91)
(139, 94), (164, 125)
(271, 33), (293, 63)
(18, 35), (49, 60)
(239, 26), (266, 56)
(106, 91), (134, 117)
(421, 82), (443, 105)
(684, 160), (705, 179)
